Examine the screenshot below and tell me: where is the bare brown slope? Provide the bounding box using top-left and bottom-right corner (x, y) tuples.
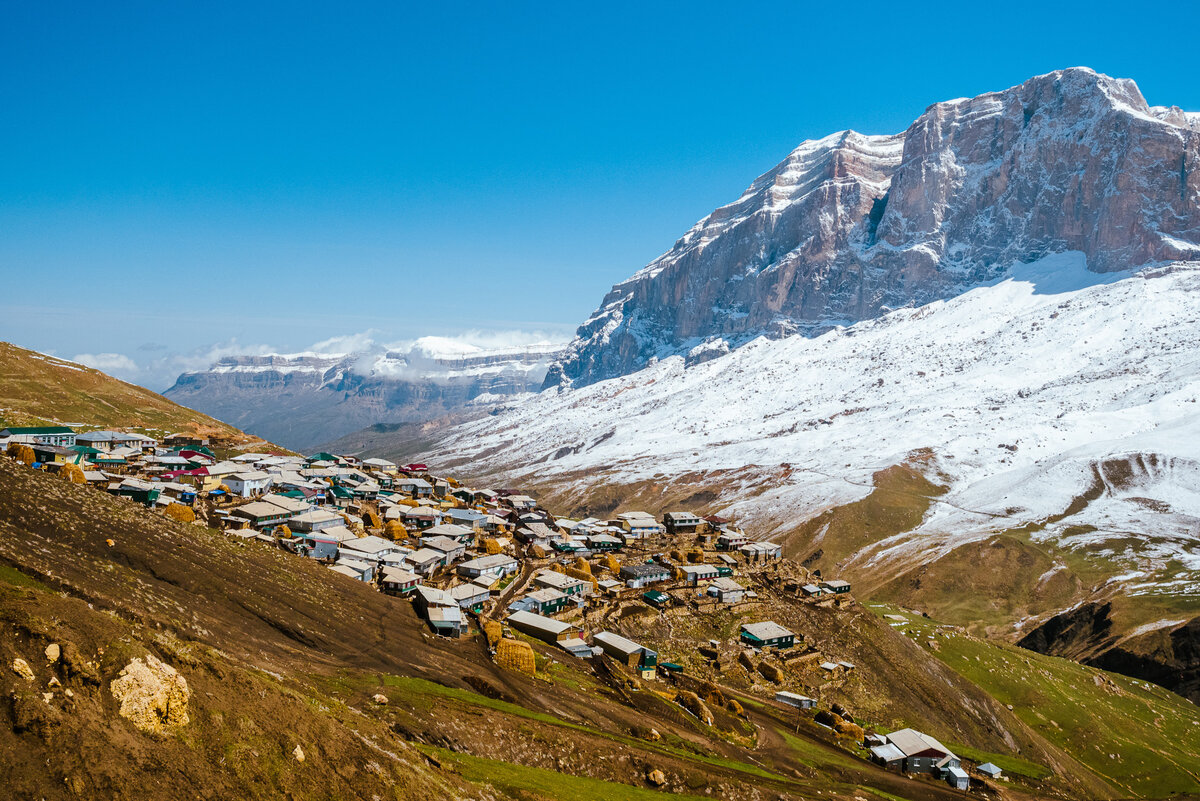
(0, 457), (1129, 801)
(0, 341), (281, 449)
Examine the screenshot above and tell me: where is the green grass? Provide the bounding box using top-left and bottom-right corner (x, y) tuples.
(380, 675), (792, 783)
(946, 742), (1050, 780)
(779, 729), (860, 770)
(0, 563), (48, 590)
(382, 675), (564, 724)
(874, 606), (1200, 798)
(416, 745), (711, 800)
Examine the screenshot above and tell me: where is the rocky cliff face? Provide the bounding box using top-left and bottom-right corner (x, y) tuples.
(165, 341), (564, 451)
(549, 68), (1200, 387)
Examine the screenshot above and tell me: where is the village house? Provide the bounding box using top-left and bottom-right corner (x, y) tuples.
(586, 533), (623, 551)
(225, 470), (272, 497)
(977, 762), (1003, 780)
(396, 477), (434, 499)
(342, 535), (404, 561)
(328, 563), (369, 581)
(820, 579), (851, 594)
(707, 576), (747, 603)
(0, 426), (76, 447)
(412, 586), (466, 637)
(801, 583), (824, 597)
(869, 728), (963, 787)
(379, 566), (421, 595)
(422, 535), (466, 563)
(505, 494), (538, 511)
(619, 563), (671, 588)
(75, 430), (152, 451)
(163, 433), (209, 449)
(423, 523), (475, 543)
(663, 511), (703, 534)
(230, 500), (294, 528)
(739, 621), (796, 650)
(774, 691), (816, 710)
(716, 531), (751, 550)
(406, 547), (445, 575)
(449, 582), (490, 612)
(508, 588), (570, 615)
(331, 555), (374, 582)
(445, 508), (486, 529)
(679, 563), (720, 586)
(110, 477), (161, 507)
(593, 631), (658, 679)
(32, 444), (83, 466)
(614, 511), (664, 538)
(291, 533), (340, 560)
(289, 508), (343, 533)
(404, 505), (445, 530)
(506, 610), (590, 657)
(456, 553), (519, 579)
(261, 493), (311, 516)
(739, 541), (783, 561)
(534, 570), (591, 597)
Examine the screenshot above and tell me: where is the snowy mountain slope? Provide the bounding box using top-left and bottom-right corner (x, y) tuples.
(165, 337), (565, 450)
(427, 255), (1200, 602)
(549, 68), (1200, 387)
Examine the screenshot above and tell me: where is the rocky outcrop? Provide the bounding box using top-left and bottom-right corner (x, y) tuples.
(549, 68), (1200, 387)
(110, 654), (190, 734)
(1019, 604), (1200, 703)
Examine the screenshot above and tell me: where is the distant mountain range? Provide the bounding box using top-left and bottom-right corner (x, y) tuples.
(164, 338), (564, 451)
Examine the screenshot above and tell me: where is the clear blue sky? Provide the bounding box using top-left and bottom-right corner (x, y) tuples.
(3, 0), (1197, 389)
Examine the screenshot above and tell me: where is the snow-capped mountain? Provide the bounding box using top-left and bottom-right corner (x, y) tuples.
(405, 69), (1200, 694)
(548, 68), (1200, 387)
(165, 337), (565, 450)
(425, 257), (1200, 691)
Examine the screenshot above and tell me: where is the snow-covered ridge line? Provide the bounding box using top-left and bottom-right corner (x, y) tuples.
(426, 255), (1200, 596)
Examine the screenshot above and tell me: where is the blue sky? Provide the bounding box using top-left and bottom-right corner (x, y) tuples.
(3, 1), (1197, 389)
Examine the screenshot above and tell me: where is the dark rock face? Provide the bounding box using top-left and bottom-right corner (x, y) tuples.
(550, 68), (1200, 387)
(1018, 602), (1200, 703)
(165, 348), (562, 451)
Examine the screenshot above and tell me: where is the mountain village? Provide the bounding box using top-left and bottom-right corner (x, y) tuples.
(2, 422), (1003, 792)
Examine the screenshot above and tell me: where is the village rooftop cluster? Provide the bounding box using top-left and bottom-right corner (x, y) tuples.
(2, 424), (1003, 792)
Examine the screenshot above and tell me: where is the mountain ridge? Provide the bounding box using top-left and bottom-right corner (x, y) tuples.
(547, 67), (1200, 387)
(164, 338), (566, 450)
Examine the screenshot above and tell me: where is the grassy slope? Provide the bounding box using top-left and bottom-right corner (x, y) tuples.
(873, 605), (1200, 798)
(0, 341), (279, 448)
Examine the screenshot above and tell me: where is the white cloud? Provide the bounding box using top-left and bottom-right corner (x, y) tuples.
(73, 352), (139, 372)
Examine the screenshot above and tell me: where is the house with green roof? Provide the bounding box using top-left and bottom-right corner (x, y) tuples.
(1, 426), (76, 447)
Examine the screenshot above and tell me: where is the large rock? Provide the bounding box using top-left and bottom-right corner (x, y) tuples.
(110, 654), (190, 734)
(11, 658), (34, 682)
(549, 68), (1200, 387)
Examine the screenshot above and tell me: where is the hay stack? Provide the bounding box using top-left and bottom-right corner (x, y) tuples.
(757, 661), (784, 683)
(481, 619), (503, 648)
(483, 538), (502, 555)
(674, 691), (713, 726)
(495, 639), (536, 676)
